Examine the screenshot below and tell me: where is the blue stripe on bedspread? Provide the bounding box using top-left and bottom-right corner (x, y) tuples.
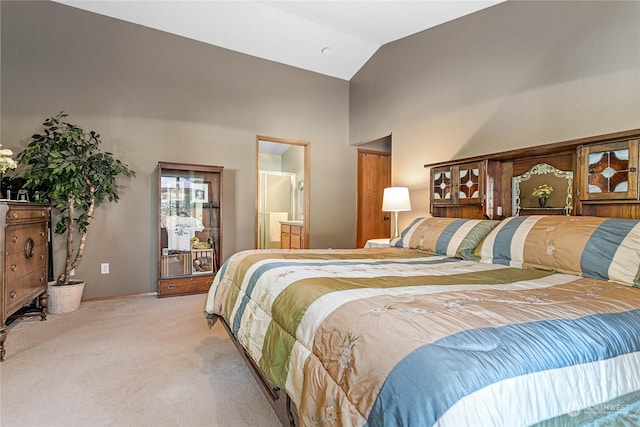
(367, 309), (640, 427)
(231, 257), (460, 336)
(490, 215), (530, 265)
(581, 219), (636, 281)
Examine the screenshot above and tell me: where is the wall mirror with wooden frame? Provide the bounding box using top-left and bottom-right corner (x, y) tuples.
(513, 163), (573, 215)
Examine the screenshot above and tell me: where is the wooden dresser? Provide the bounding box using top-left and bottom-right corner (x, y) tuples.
(0, 202), (50, 361)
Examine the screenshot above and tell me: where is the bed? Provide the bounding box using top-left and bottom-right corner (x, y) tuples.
(204, 215), (640, 426)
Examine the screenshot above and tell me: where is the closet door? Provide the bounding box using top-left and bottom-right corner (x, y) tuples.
(356, 149), (391, 248)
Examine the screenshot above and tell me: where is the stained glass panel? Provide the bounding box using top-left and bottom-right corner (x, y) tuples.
(458, 166), (479, 199)
(432, 170), (452, 200)
(587, 148), (629, 193)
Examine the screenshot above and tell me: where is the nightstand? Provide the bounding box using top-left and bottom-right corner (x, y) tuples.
(364, 238), (390, 248)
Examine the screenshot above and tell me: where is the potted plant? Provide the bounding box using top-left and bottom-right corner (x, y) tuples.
(17, 112), (135, 313)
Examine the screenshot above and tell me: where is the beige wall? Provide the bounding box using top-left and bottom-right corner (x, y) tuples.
(1, 1), (352, 298)
(3, 1), (639, 298)
(350, 0), (640, 227)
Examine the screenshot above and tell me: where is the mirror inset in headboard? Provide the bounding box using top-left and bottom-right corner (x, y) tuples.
(513, 163), (573, 215)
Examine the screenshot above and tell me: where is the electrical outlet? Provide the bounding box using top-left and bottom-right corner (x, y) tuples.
(101, 263), (109, 274)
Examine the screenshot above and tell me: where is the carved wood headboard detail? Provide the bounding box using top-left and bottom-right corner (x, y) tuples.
(424, 129), (640, 220)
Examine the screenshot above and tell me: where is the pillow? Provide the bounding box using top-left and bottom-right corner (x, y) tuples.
(479, 215), (640, 287)
(390, 217), (500, 259)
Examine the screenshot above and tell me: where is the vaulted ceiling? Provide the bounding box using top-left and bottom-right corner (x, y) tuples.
(54, 1), (504, 80)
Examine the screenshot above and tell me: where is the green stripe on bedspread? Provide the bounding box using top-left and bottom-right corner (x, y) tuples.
(259, 321), (296, 385)
(240, 249), (432, 266)
(222, 249), (434, 319)
(262, 267), (554, 388)
(274, 267), (553, 334)
(532, 389), (640, 426)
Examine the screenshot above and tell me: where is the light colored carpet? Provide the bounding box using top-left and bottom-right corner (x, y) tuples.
(0, 294), (281, 427)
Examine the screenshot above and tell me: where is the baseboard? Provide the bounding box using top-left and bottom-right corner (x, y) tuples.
(81, 292), (157, 302)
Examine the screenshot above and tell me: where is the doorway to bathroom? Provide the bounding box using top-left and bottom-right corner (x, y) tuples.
(255, 136), (310, 249)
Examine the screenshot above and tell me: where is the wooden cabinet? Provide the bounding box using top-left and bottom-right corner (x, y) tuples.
(578, 139), (639, 201)
(428, 160), (499, 219)
(424, 130), (640, 220)
(280, 223), (303, 249)
(431, 161), (485, 205)
(576, 138), (640, 217)
(157, 162), (222, 298)
(1, 202), (50, 361)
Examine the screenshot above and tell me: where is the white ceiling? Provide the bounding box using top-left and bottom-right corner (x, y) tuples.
(54, 1), (504, 81)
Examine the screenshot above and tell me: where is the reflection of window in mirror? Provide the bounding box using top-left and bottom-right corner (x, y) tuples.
(513, 163), (573, 215)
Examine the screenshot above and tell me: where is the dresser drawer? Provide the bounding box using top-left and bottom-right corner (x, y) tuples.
(158, 275), (213, 298)
(5, 268), (48, 315)
(5, 245), (48, 283)
(5, 206), (49, 222)
(5, 224), (48, 255)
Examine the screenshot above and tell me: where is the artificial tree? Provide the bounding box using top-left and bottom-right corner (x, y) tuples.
(18, 112), (135, 285)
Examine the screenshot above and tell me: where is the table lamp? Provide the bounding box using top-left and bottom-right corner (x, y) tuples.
(382, 187), (412, 239)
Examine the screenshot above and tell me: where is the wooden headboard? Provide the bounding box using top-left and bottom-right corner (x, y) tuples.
(424, 129), (640, 220)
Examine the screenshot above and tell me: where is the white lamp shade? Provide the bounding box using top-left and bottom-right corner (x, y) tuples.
(382, 187), (411, 212)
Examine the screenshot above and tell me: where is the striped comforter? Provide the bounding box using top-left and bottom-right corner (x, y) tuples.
(204, 248), (640, 426)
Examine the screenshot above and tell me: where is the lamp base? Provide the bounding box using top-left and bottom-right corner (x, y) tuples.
(392, 211), (400, 239)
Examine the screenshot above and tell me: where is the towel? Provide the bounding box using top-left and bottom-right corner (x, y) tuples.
(269, 212), (289, 242)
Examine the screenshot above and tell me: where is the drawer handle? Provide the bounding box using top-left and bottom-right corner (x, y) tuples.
(40, 254), (45, 260)
(12, 236), (18, 243)
(12, 212), (18, 218)
(25, 237), (35, 259)
(10, 291), (17, 298)
(40, 276), (45, 282)
(11, 264), (17, 271)
(40, 231), (46, 237)
(167, 284), (177, 290)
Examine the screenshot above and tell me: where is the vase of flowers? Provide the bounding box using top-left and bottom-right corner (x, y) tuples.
(532, 184), (553, 207)
(0, 145), (18, 199)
